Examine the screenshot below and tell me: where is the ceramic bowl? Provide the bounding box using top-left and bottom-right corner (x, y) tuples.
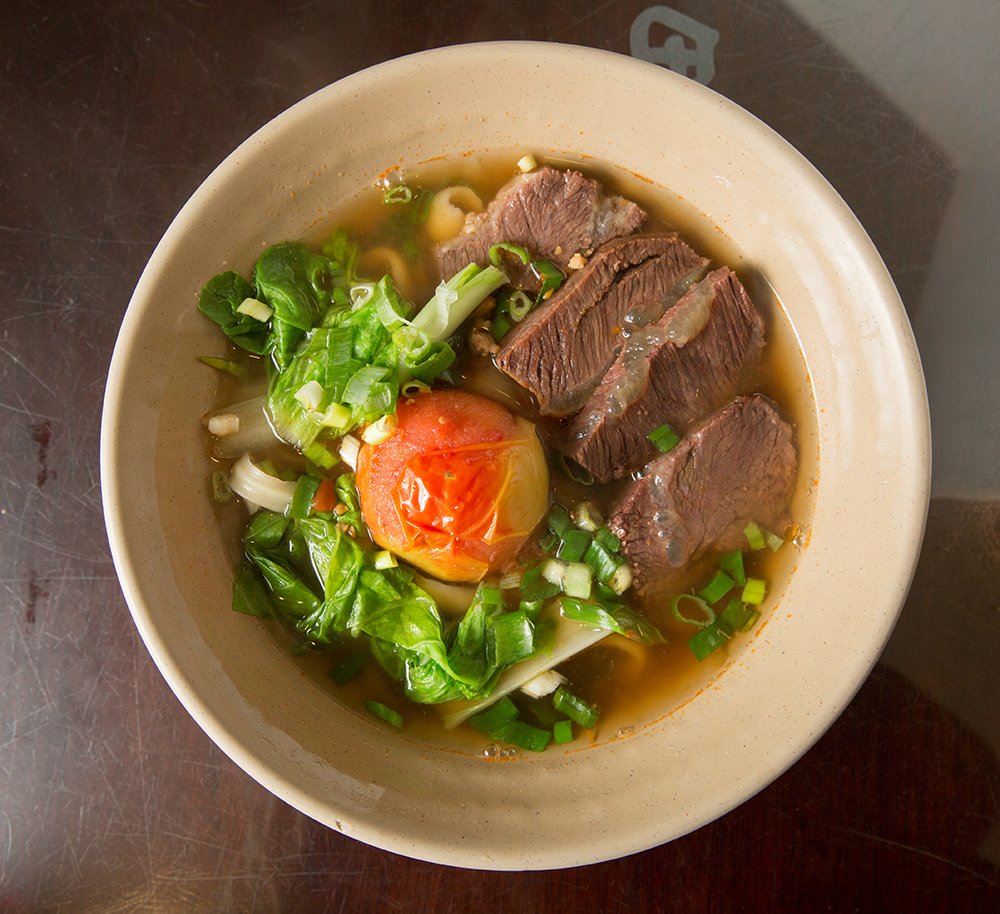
(100, 41), (930, 869)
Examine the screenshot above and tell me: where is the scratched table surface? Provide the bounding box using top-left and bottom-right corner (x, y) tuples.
(4, 1), (1000, 911)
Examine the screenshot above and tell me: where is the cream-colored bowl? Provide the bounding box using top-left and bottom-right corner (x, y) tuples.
(100, 42), (930, 869)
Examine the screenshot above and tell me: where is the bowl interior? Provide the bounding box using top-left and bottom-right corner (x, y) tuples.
(101, 41), (929, 869)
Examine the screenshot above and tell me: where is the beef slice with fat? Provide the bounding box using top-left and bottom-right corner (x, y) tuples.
(495, 233), (709, 416)
(557, 267), (765, 481)
(435, 166), (646, 283)
(608, 396), (797, 591)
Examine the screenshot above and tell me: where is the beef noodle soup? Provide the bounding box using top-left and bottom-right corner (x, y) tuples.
(198, 153), (814, 755)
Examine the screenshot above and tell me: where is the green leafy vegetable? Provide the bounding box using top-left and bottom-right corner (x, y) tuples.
(237, 489), (543, 705)
(198, 271), (269, 354)
(254, 242), (351, 371)
(412, 262), (507, 342)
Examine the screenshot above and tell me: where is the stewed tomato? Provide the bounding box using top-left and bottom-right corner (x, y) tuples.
(356, 388), (550, 582)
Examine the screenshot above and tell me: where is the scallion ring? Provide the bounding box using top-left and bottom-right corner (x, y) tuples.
(671, 592), (716, 629)
(383, 185), (413, 205)
(507, 290), (534, 322)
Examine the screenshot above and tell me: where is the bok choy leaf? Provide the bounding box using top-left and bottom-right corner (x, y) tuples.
(234, 475), (538, 705)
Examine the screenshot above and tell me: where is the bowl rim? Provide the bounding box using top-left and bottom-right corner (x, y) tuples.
(101, 40), (931, 869)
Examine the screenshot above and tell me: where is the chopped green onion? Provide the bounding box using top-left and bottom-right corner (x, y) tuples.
(538, 532), (559, 554)
(303, 441), (336, 470)
(744, 522), (766, 551)
(320, 402), (352, 429)
(593, 527), (621, 553)
(519, 598), (545, 621)
(697, 570), (735, 605)
(606, 563), (633, 596)
(287, 474), (322, 519)
(606, 605), (664, 644)
(519, 566), (560, 602)
(406, 187), (434, 224)
(373, 550), (397, 570)
(207, 412), (240, 437)
(557, 528), (592, 563)
(718, 549), (747, 586)
(294, 379), (326, 411)
(402, 340), (456, 383)
(338, 434), (361, 470)
(489, 315), (513, 343)
(341, 364), (391, 406)
(349, 283), (375, 309)
(478, 585), (503, 608)
(571, 502), (603, 532)
(392, 324), (431, 362)
(372, 281), (408, 328)
(490, 610), (535, 667)
(742, 578), (767, 605)
(489, 241), (531, 267)
(361, 414), (397, 445)
(553, 719), (574, 744)
(467, 696), (520, 734)
(198, 355), (247, 376)
(546, 504), (572, 538)
(499, 571), (522, 590)
(648, 423), (680, 453)
(532, 616), (559, 654)
(531, 259), (563, 300)
(400, 379), (430, 398)
(236, 297), (273, 322)
(688, 620), (734, 661)
(507, 290), (534, 322)
(542, 558), (592, 600)
(555, 454), (594, 485)
(327, 648), (369, 686)
(366, 700), (403, 728)
(764, 528), (785, 552)
(559, 597), (618, 632)
(671, 592), (715, 628)
(209, 469), (232, 503)
(584, 540), (619, 583)
(553, 686), (599, 729)
(491, 719), (551, 753)
(383, 185), (412, 205)
(720, 598), (759, 633)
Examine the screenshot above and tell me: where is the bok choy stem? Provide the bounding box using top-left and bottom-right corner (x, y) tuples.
(411, 263), (507, 343)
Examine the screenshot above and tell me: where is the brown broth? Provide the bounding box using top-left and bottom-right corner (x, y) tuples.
(209, 152), (816, 753)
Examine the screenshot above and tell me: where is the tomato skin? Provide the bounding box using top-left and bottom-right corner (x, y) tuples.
(356, 389), (550, 582)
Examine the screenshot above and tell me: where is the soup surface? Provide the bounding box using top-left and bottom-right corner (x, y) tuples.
(199, 152), (815, 756)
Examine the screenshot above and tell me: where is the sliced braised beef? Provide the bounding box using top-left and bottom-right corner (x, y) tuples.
(435, 166), (646, 284)
(556, 267), (765, 481)
(608, 396), (797, 592)
(495, 234), (709, 416)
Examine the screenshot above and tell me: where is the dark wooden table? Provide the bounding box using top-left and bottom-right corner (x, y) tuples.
(4, 1), (1000, 911)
